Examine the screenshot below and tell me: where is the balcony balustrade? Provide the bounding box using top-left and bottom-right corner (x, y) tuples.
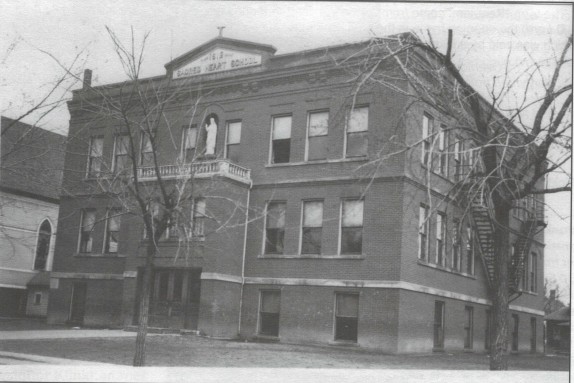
(136, 159), (251, 184)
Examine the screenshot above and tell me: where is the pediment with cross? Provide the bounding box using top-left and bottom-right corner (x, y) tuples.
(165, 37), (277, 80)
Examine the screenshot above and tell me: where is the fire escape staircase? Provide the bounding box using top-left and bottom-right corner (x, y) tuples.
(468, 188), (545, 298)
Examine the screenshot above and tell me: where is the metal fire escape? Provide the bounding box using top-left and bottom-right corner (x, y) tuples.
(462, 169), (545, 297)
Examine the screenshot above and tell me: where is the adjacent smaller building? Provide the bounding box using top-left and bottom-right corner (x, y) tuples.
(0, 116), (65, 317)
(545, 306), (570, 354)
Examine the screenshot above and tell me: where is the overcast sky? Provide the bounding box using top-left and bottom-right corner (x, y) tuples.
(1, 1), (571, 301)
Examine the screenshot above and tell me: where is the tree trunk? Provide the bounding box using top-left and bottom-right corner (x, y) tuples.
(133, 239), (155, 366)
(489, 204), (511, 370)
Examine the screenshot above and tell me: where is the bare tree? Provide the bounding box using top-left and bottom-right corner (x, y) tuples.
(343, 31), (571, 369)
(68, 28), (259, 366)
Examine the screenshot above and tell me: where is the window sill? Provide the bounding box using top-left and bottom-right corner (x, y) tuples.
(74, 253), (126, 258)
(417, 260), (476, 279)
(141, 237), (205, 244)
(420, 165), (454, 183)
(515, 290), (538, 296)
(266, 157), (369, 168)
(259, 254), (364, 260)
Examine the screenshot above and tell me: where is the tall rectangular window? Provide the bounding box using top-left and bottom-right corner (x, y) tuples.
(259, 290), (280, 337)
(225, 121), (241, 162)
(454, 140), (462, 181)
(436, 212), (446, 266)
(87, 136), (103, 177)
(301, 201), (323, 254)
(307, 111), (329, 161)
(511, 314), (519, 351)
(466, 224), (474, 275)
(485, 309), (492, 351)
(183, 125), (198, 162)
(113, 135), (130, 173)
(433, 301), (445, 349)
(522, 245), (529, 291)
(464, 306), (474, 349)
(346, 107), (368, 157)
(452, 218), (461, 271)
(418, 205), (429, 261)
(271, 115), (291, 163)
(530, 252), (537, 293)
(79, 209), (96, 253)
(422, 114), (433, 166)
(140, 132), (154, 167)
(340, 199), (363, 255)
(192, 198), (206, 237)
(438, 125), (448, 175)
(265, 202), (286, 254)
(104, 209), (121, 253)
(335, 293), (359, 342)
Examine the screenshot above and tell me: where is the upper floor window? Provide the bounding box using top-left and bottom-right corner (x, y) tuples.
(466, 224), (475, 275)
(140, 132), (154, 167)
(306, 111), (329, 161)
(34, 220), (52, 270)
(530, 252), (537, 293)
(264, 202), (286, 254)
(113, 135), (130, 173)
(436, 212), (446, 266)
(87, 136), (103, 177)
(418, 205), (429, 261)
(225, 121), (242, 163)
(104, 209), (121, 253)
(183, 125), (198, 163)
(422, 114), (433, 166)
(340, 199), (363, 255)
(192, 198), (206, 237)
(301, 200), (323, 254)
(454, 140), (462, 181)
(79, 209), (96, 253)
(452, 218), (461, 272)
(271, 116), (291, 164)
(345, 107), (368, 157)
(438, 125), (448, 176)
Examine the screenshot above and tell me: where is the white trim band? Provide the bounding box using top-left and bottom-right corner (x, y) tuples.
(0, 283), (27, 290)
(50, 272), (125, 280)
(201, 272), (242, 284)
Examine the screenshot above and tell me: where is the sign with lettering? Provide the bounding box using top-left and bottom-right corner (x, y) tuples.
(174, 48), (262, 79)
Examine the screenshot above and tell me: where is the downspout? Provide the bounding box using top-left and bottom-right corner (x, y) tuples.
(237, 179), (252, 337)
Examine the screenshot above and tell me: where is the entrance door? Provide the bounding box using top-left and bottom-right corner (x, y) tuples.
(69, 282), (87, 325)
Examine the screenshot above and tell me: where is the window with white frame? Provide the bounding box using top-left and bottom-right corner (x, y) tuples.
(193, 198), (206, 237)
(436, 212), (446, 266)
(265, 202), (286, 254)
(301, 201), (323, 254)
(271, 116), (291, 164)
(454, 140), (462, 181)
(418, 205), (429, 261)
(452, 218), (461, 271)
(183, 125), (198, 162)
(104, 209), (121, 253)
(113, 135), (130, 173)
(530, 252), (537, 293)
(438, 125), (448, 175)
(465, 224), (475, 275)
(340, 199), (363, 255)
(225, 121), (241, 162)
(79, 209), (96, 253)
(140, 132), (154, 167)
(346, 107), (368, 157)
(307, 111), (329, 161)
(34, 292), (42, 305)
(87, 136), (103, 177)
(422, 114), (433, 166)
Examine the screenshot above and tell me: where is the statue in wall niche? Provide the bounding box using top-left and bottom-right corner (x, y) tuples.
(204, 117), (217, 156)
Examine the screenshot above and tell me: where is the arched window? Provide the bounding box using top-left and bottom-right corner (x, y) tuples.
(34, 220), (52, 270)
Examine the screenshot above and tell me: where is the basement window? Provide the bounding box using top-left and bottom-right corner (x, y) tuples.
(334, 293), (359, 342)
(259, 290), (280, 337)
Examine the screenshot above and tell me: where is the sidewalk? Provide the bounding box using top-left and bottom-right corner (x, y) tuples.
(0, 329), (139, 340)
(0, 351), (117, 365)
